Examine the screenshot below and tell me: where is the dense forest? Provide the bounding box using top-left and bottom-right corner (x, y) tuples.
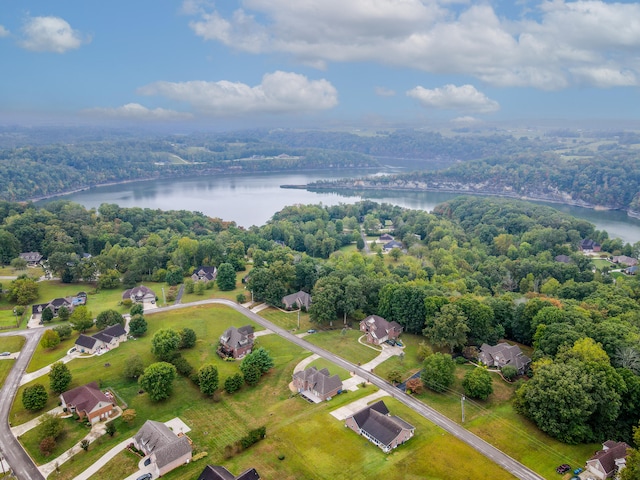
(2, 196), (640, 446)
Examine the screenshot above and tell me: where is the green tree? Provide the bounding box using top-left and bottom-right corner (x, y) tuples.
(98, 269), (121, 290)
(501, 365), (518, 381)
(39, 413), (64, 439)
(124, 355), (145, 379)
(216, 263), (236, 291)
(57, 305), (70, 322)
(151, 328), (181, 361)
(356, 236), (365, 251)
(309, 275), (341, 324)
(198, 364), (219, 396)
(423, 304), (470, 353)
(49, 362), (72, 394)
(387, 367), (403, 384)
(179, 327), (197, 349)
(224, 373), (244, 394)
(620, 423), (640, 480)
(138, 362), (177, 401)
(421, 353), (455, 393)
(69, 305), (94, 333)
(22, 384), (48, 411)
(8, 276), (39, 305)
(40, 329), (60, 350)
(106, 422), (116, 437)
(130, 303), (144, 316)
(242, 363), (261, 386)
(462, 367), (494, 400)
(240, 347), (274, 375)
(95, 309), (124, 330)
(41, 307), (54, 323)
(129, 314), (147, 337)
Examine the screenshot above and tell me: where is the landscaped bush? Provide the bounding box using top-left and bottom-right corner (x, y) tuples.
(22, 384), (48, 411)
(39, 436), (56, 457)
(170, 354), (194, 377)
(240, 426), (266, 449)
(224, 373), (243, 394)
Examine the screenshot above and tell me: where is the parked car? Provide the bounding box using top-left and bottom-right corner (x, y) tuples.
(136, 473), (152, 480)
(0, 352), (10, 356)
(574, 468), (583, 474)
(306, 329), (317, 334)
(395, 340), (403, 347)
(556, 464), (571, 474)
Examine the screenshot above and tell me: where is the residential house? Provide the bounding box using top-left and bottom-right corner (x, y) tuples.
(218, 325), (254, 359)
(60, 382), (115, 424)
(134, 420), (192, 478)
(554, 255), (572, 263)
(75, 323), (127, 355)
(382, 240), (403, 252)
(197, 465), (261, 480)
(345, 400), (415, 453)
(122, 285), (156, 304)
(625, 266), (638, 275)
(580, 238), (602, 252)
(292, 366), (342, 402)
(32, 292), (85, 318)
(378, 233), (394, 243)
(19, 252), (43, 266)
(478, 342), (531, 375)
(612, 255), (638, 266)
(282, 290), (312, 310)
(191, 266), (217, 283)
(585, 441), (630, 480)
(360, 315), (403, 345)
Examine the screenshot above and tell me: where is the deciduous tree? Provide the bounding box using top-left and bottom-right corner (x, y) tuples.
(216, 263), (236, 291)
(95, 309), (123, 330)
(40, 329), (60, 350)
(198, 364), (219, 396)
(420, 353), (455, 393)
(138, 362), (177, 401)
(22, 384), (48, 411)
(129, 314), (147, 337)
(49, 362), (72, 394)
(69, 306), (94, 333)
(462, 367), (493, 400)
(151, 328), (181, 361)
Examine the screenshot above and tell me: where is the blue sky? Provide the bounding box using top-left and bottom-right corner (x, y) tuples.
(1, 0), (640, 128)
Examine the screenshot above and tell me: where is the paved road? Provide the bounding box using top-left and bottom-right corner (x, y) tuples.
(145, 299), (544, 480)
(0, 328), (46, 480)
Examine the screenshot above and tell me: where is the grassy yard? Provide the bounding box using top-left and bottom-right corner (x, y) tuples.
(0, 309), (21, 328)
(0, 335), (26, 353)
(305, 357), (351, 380)
(19, 416), (92, 465)
(0, 266), (44, 278)
(87, 449), (140, 480)
(373, 333), (425, 381)
(258, 307), (314, 333)
(180, 267), (254, 304)
(303, 329), (380, 366)
(0, 360), (15, 388)
(592, 258), (613, 270)
(26, 335), (78, 373)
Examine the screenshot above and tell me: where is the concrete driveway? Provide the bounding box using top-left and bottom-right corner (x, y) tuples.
(330, 390), (389, 420)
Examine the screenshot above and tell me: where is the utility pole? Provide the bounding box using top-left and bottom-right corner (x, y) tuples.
(297, 309), (300, 330)
(461, 395), (466, 423)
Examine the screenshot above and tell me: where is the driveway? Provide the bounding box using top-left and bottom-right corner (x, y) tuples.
(330, 390), (389, 420)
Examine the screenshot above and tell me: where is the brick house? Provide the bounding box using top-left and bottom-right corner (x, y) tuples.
(360, 315), (403, 345)
(218, 325), (254, 359)
(197, 465), (261, 480)
(60, 382), (115, 424)
(134, 420), (192, 478)
(345, 400), (415, 453)
(478, 342), (531, 375)
(191, 266), (217, 283)
(292, 366), (342, 402)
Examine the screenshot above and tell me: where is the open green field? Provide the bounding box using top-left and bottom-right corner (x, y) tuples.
(180, 267), (254, 304)
(26, 335), (78, 373)
(0, 360), (15, 387)
(258, 307), (313, 333)
(0, 266), (44, 278)
(0, 335), (26, 353)
(303, 329), (380, 366)
(0, 309), (21, 328)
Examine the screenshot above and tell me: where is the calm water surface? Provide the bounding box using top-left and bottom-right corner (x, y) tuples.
(45, 169), (640, 244)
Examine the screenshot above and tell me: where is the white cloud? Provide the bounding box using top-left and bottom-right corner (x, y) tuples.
(407, 84), (500, 113)
(0, 25), (9, 38)
(20, 16), (89, 53)
(137, 71), (338, 116)
(374, 87), (396, 97)
(84, 103), (193, 121)
(185, 0), (640, 89)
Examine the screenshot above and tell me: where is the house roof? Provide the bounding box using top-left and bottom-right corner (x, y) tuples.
(383, 240), (403, 250)
(220, 326), (254, 350)
(198, 465), (261, 480)
(282, 290), (312, 309)
(362, 315), (402, 339)
(75, 334), (98, 349)
(293, 367), (342, 396)
(379, 233), (394, 241)
(193, 266), (217, 281)
(580, 238), (601, 249)
(19, 252), (43, 262)
(588, 441), (630, 475)
(102, 323), (126, 338)
(60, 382), (111, 414)
(135, 420), (192, 469)
(479, 343), (531, 371)
(554, 255), (571, 263)
(348, 400), (414, 447)
(122, 285), (155, 300)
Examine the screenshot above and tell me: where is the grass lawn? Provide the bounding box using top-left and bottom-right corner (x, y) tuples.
(0, 309), (21, 328)
(180, 267), (254, 304)
(303, 329), (380, 366)
(0, 266), (44, 278)
(374, 333), (424, 382)
(258, 307), (313, 333)
(87, 449), (140, 480)
(19, 416), (92, 465)
(592, 258), (612, 270)
(305, 357), (351, 380)
(26, 335), (78, 373)
(35, 281), (126, 315)
(0, 360), (15, 387)
(0, 335), (26, 353)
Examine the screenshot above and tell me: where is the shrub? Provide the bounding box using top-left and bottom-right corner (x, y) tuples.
(40, 437), (56, 457)
(224, 373), (243, 394)
(124, 355), (145, 379)
(40, 330), (60, 350)
(501, 365), (518, 381)
(170, 354), (194, 377)
(122, 409), (136, 424)
(22, 384), (48, 411)
(39, 413), (64, 440)
(80, 439), (90, 451)
(106, 422), (116, 437)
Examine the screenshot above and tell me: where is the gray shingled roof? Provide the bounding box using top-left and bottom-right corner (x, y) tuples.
(282, 290), (312, 309)
(122, 285), (155, 300)
(293, 367), (342, 397)
(220, 326), (254, 349)
(135, 420), (192, 468)
(589, 441), (630, 475)
(349, 400), (414, 447)
(362, 315), (402, 339)
(198, 465), (261, 480)
(478, 342), (531, 372)
(102, 323), (126, 337)
(75, 334), (98, 349)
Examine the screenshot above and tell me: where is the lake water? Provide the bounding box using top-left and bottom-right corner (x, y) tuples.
(44, 168), (640, 245)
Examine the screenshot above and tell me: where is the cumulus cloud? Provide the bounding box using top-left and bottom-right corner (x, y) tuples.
(407, 84), (500, 113)
(84, 103), (193, 121)
(137, 71), (338, 116)
(20, 16), (89, 53)
(184, 0), (640, 89)
(0, 25), (9, 38)
(374, 86), (396, 97)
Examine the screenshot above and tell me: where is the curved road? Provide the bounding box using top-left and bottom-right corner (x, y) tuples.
(149, 299), (544, 480)
(0, 328), (45, 480)
(0, 299), (544, 480)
